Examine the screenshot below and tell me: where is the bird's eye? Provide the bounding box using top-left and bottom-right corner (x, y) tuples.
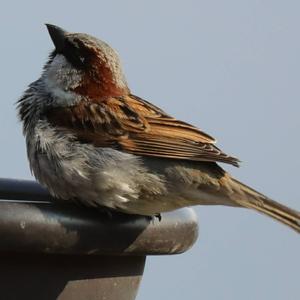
(61, 39), (90, 69)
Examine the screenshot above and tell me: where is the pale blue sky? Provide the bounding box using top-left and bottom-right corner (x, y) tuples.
(1, 1), (299, 299)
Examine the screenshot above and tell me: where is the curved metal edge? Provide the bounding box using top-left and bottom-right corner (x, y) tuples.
(0, 178), (51, 201)
(0, 178), (199, 256)
(125, 208), (199, 255)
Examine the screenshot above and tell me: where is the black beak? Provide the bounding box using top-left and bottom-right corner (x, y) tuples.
(45, 24), (68, 53)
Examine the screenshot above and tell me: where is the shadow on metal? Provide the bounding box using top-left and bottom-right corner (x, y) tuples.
(0, 254), (145, 300)
(0, 178), (198, 300)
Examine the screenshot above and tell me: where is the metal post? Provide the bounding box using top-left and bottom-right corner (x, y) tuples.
(0, 178), (198, 300)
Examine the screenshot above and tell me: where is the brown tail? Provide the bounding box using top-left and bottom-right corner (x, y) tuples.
(230, 178), (300, 233)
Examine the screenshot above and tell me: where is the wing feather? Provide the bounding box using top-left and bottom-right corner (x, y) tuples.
(45, 94), (240, 167)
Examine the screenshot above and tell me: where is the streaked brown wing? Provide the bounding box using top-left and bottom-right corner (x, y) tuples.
(45, 94), (240, 166)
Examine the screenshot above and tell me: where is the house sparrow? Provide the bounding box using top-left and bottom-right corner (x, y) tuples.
(17, 24), (300, 232)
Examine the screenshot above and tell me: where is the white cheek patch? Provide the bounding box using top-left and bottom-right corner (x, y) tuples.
(43, 55), (83, 107)
(44, 76), (79, 106)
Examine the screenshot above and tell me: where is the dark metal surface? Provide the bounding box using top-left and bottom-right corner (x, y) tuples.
(0, 178), (199, 255)
(0, 177), (51, 202)
(0, 178), (199, 300)
(0, 253), (145, 300)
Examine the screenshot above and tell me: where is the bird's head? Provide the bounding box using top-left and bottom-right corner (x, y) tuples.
(43, 24), (129, 105)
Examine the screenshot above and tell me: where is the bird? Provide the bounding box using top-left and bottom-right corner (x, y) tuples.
(17, 24), (300, 233)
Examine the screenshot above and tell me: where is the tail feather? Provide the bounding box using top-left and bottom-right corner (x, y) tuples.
(230, 178), (300, 233)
